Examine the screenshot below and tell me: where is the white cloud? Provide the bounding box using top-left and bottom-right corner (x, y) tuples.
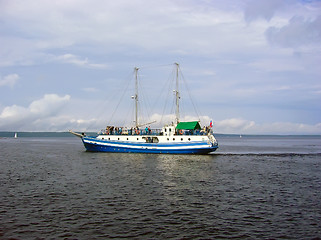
(247, 56), (304, 72)
(0, 94), (70, 130)
(215, 118), (255, 133)
(0, 0), (263, 60)
(32, 116), (100, 132)
(82, 87), (99, 93)
(0, 74), (19, 88)
(257, 122), (321, 134)
(55, 54), (109, 69)
(214, 118), (321, 134)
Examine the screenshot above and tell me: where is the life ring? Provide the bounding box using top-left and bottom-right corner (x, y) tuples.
(135, 130), (140, 135)
(179, 130), (183, 135)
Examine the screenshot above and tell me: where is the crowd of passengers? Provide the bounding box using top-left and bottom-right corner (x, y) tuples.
(102, 125), (212, 136)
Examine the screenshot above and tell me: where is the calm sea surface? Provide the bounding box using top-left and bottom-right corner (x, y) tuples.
(0, 135), (320, 239)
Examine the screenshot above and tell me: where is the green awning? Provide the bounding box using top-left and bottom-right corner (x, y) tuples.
(176, 121), (201, 130)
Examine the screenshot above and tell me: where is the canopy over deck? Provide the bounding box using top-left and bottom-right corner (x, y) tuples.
(176, 121), (201, 130)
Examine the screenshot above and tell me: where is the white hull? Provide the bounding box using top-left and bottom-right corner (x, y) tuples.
(82, 134), (218, 154)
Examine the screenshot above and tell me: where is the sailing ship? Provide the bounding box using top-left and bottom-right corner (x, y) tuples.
(70, 63), (218, 154)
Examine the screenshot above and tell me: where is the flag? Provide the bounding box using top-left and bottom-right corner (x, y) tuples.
(210, 120), (213, 128)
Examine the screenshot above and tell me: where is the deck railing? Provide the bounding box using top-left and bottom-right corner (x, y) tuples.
(100, 128), (211, 136)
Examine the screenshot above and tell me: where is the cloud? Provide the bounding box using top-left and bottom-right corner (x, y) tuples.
(0, 74), (19, 88)
(82, 87), (99, 93)
(257, 122), (321, 134)
(0, 0), (320, 134)
(265, 15), (321, 48)
(214, 118), (321, 134)
(0, 94), (70, 130)
(244, 0), (286, 22)
(0, 0), (263, 61)
(32, 116), (100, 132)
(247, 57), (304, 72)
(215, 118), (255, 133)
(55, 54), (109, 69)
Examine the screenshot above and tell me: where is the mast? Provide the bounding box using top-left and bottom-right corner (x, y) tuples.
(134, 67), (139, 128)
(175, 63), (180, 125)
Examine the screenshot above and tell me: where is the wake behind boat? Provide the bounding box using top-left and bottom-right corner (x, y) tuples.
(70, 63), (218, 154)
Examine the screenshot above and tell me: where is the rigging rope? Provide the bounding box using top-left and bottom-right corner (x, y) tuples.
(107, 70), (133, 126)
(84, 80), (125, 132)
(160, 67), (176, 125)
(180, 68), (202, 122)
(138, 75), (153, 125)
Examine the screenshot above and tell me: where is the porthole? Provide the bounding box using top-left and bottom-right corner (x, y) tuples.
(118, 138), (120, 140)
(167, 138), (169, 141)
(137, 138), (139, 140)
(188, 138), (191, 141)
(181, 138), (183, 141)
(127, 138), (129, 140)
(173, 138), (175, 141)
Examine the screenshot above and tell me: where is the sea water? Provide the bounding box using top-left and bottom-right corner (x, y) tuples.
(0, 135), (320, 239)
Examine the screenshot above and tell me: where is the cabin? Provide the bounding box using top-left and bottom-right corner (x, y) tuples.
(162, 125), (176, 136)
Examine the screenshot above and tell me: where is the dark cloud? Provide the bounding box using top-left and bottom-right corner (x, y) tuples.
(265, 15), (321, 47)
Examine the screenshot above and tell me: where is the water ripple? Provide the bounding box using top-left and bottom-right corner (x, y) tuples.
(0, 137), (320, 239)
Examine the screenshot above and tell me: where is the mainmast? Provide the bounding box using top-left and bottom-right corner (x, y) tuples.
(134, 67), (139, 128)
(175, 63), (180, 125)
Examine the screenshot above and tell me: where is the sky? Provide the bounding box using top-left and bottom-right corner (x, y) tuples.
(0, 0), (320, 134)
